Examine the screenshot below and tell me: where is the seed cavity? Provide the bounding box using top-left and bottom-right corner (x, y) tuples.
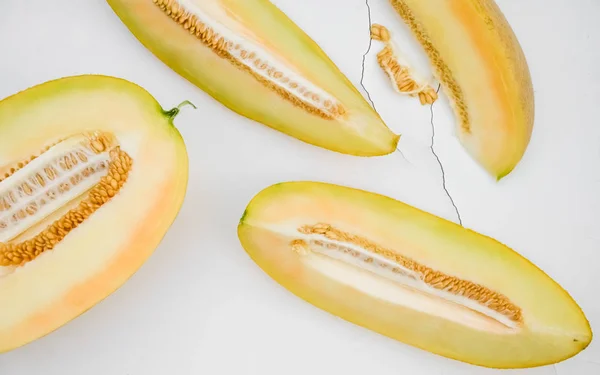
(0, 139), (65, 184)
(295, 223), (523, 327)
(370, 24), (438, 106)
(388, 1), (470, 131)
(0, 132), (133, 267)
(153, 0), (346, 120)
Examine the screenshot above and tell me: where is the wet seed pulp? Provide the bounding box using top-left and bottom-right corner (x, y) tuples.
(0, 133), (133, 267)
(0, 139), (65, 184)
(296, 223), (523, 324)
(153, 0), (346, 120)
(370, 24), (438, 106)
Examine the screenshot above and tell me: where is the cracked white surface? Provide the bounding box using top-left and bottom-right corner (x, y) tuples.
(0, 0), (599, 374)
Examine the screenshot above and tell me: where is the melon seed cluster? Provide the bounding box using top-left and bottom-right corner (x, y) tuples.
(370, 24), (438, 106)
(153, 0), (346, 119)
(298, 223), (523, 324)
(0, 133), (132, 267)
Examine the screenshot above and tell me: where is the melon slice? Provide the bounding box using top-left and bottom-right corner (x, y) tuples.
(0, 75), (189, 353)
(388, 0), (535, 179)
(237, 181), (592, 369)
(105, 0), (400, 156)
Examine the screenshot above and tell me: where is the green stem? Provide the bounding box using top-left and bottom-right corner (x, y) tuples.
(165, 100), (197, 120)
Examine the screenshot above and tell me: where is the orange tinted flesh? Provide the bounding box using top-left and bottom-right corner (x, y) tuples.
(391, 0), (534, 179)
(0, 75), (189, 353)
(238, 182), (592, 369)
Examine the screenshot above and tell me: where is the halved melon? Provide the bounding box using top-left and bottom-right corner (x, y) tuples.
(388, 0), (535, 179)
(237, 181), (592, 369)
(105, 0), (399, 156)
(0, 75), (189, 353)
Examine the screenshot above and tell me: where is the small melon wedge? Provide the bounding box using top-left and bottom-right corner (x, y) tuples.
(105, 0), (399, 156)
(0, 75), (189, 353)
(237, 181), (592, 369)
(388, 0), (535, 179)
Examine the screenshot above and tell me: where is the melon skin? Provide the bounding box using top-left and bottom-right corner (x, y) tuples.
(237, 181), (592, 369)
(0, 75), (189, 353)
(389, 0), (535, 179)
(105, 0), (400, 157)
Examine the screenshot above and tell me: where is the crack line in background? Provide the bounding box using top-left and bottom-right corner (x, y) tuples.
(360, 0), (377, 111)
(360, 0), (407, 163)
(360, 0), (462, 226)
(430, 84), (462, 225)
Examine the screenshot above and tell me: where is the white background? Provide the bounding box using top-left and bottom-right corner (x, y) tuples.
(1, 0), (599, 374)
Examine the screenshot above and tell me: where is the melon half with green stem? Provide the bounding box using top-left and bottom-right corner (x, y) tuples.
(0, 75), (190, 353)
